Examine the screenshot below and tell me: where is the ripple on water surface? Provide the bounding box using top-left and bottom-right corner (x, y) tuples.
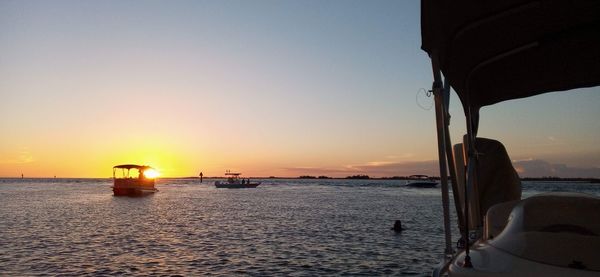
(1, 179), (597, 276)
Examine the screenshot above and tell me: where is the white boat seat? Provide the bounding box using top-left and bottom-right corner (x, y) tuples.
(484, 199), (520, 240)
(490, 193), (600, 271)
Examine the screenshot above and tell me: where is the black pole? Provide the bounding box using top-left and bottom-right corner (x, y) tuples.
(461, 107), (474, 268)
(430, 52), (453, 256)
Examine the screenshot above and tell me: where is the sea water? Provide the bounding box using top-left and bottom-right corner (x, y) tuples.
(0, 178), (598, 276)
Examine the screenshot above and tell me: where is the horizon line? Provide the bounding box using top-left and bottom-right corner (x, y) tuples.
(1, 176), (599, 181)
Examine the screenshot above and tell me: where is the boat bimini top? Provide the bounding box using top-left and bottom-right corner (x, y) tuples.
(420, 0), (600, 272)
(421, 1), (600, 110)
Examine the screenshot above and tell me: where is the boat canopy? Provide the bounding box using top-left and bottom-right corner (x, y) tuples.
(113, 164), (152, 170)
(421, 0), (600, 110)
(421, 1), (600, 265)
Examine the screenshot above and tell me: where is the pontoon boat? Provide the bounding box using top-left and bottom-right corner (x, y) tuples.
(112, 164), (158, 196)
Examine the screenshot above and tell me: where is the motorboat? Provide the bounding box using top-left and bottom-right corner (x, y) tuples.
(406, 175), (438, 188)
(215, 171), (261, 189)
(112, 164), (158, 196)
(420, 1), (600, 276)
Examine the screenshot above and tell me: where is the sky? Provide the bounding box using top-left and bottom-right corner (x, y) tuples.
(1, 0), (599, 178)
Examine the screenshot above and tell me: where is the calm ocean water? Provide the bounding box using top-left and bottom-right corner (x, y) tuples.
(1, 178), (598, 276)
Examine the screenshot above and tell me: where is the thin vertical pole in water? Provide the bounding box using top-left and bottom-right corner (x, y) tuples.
(431, 53), (453, 256)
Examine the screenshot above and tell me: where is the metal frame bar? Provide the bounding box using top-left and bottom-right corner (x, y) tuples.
(431, 51), (476, 275)
(442, 79), (464, 234)
(433, 75), (453, 256)
(430, 52), (458, 277)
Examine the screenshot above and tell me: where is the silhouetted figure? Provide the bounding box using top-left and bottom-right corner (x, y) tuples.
(242, 179), (245, 185)
(21, 173), (23, 179)
(199, 172), (203, 183)
(392, 220), (403, 232)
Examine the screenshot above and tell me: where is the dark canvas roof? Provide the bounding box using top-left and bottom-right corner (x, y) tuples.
(113, 164), (151, 170)
(421, 1), (600, 109)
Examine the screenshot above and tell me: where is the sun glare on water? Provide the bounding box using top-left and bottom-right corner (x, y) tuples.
(144, 169), (160, 179)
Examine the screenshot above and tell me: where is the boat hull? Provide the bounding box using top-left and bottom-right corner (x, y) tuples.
(447, 243), (599, 277)
(405, 181), (438, 188)
(113, 187), (157, 196)
(215, 182), (261, 189)
(113, 178), (157, 196)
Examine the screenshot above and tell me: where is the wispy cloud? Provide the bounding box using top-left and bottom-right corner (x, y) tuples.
(347, 160), (438, 177)
(281, 166), (354, 176)
(513, 159), (600, 178)
(284, 158), (600, 178)
(0, 148), (35, 164)
(282, 160), (438, 177)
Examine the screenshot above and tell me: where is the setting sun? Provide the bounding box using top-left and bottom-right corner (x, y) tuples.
(143, 169), (160, 179)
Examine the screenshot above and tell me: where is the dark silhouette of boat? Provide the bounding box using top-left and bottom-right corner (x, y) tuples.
(112, 164), (158, 196)
(215, 171), (261, 189)
(422, 1), (600, 275)
(405, 175), (438, 188)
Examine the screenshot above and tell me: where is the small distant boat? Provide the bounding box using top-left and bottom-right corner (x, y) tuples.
(215, 171), (261, 189)
(112, 164), (158, 196)
(405, 175), (438, 188)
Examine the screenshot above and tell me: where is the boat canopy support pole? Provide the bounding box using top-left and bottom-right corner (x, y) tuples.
(442, 79), (464, 234)
(461, 106), (476, 268)
(431, 52), (453, 257)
